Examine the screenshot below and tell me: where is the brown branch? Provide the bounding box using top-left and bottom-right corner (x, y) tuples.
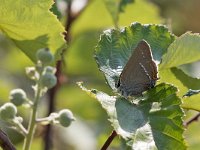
(0, 129), (16, 150)
(44, 60), (62, 150)
(101, 130), (117, 150)
(43, 1), (90, 150)
(184, 112), (200, 127)
(63, 0), (90, 42)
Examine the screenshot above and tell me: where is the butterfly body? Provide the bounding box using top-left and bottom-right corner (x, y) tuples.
(116, 40), (158, 97)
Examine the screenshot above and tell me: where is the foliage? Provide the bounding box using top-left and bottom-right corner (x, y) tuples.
(0, 49), (74, 150)
(95, 22), (174, 90)
(0, 0), (66, 62)
(80, 22), (193, 149)
(79, 82), (186, 149)
(160, 33), (200, 69)
(0, 0), (200, 149)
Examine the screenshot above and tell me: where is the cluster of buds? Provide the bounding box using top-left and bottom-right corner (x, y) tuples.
(0, 48), (75, 130)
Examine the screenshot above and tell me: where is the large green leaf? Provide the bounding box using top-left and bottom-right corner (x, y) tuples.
(158, 32), (200, 111)
(0, 0), (66, 62)
(158, 67), (200, 111)
(95, 22), (175, 90)
(79, 83), (186, 150)
(171, 68), (200, 90)
(160, 32), (200, 69)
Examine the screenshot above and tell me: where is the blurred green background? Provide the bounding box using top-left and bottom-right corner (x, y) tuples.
(0, 0), (200, 149)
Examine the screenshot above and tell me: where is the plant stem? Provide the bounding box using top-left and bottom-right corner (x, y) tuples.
(43, 1), (90, 150)
(101, 130), (117, 150)
(23, 86), (41, 150)
(0, 129), (16, 150)
(13, 120), (28, 136)
(184, 112), (200, 127)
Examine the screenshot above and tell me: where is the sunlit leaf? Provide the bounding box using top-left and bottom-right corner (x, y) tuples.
(160, 32), (200, 69)
(0, 0), (66, 62)
(158, 32), (200, 111)
(171, 68), (200, 90)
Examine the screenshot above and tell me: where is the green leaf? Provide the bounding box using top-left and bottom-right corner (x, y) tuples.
(95, 22), (174, 90)
(79, 83), (186, 150)
(0, 0), (66, 62)
(103, 0), (134, 26)
(171, 68), (200, 90)
(160, 32), (200, 69)
(119, 0), (134, 12)
(182, 95), (200, 112)
(50, 1), (62, 19)
(158, 68), (200, 111)
(158, 32), (200, 111)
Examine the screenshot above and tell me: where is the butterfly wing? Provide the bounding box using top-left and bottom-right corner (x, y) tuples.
(138, 41), (158, 83)
(116, 40), (158, 97)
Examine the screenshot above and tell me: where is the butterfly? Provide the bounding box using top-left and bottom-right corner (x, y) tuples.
(116, 40), (158, 97)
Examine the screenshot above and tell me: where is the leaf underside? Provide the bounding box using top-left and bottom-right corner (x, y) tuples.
(79, 83), (186, 150)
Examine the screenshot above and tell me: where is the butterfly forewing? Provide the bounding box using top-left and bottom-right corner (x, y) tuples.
(116, 40), (158, 97)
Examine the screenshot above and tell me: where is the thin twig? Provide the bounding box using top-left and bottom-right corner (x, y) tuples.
(63, 0), (90, 42)
(12, 122), (27, 136)
(184, 112), (200, 127)
(101, 130), (117, 150)
(43, 1), (90, 150)
(0, 129), (16, 150)
(44, 60), (61, 150)
(23, 83), (42, 150)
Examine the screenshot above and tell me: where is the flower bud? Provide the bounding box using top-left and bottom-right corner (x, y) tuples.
(26, 67), (38, 80)
(0, 103), (17, 120)
(40, 73), (57, 89)
(58, 109), (75, 127)
(9, 89), (27, 106)
(36, 49), (54, 65)
(44, 66), (56, 74)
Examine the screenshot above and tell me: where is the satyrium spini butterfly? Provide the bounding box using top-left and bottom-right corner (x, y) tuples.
(116, 40), (158, 97)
